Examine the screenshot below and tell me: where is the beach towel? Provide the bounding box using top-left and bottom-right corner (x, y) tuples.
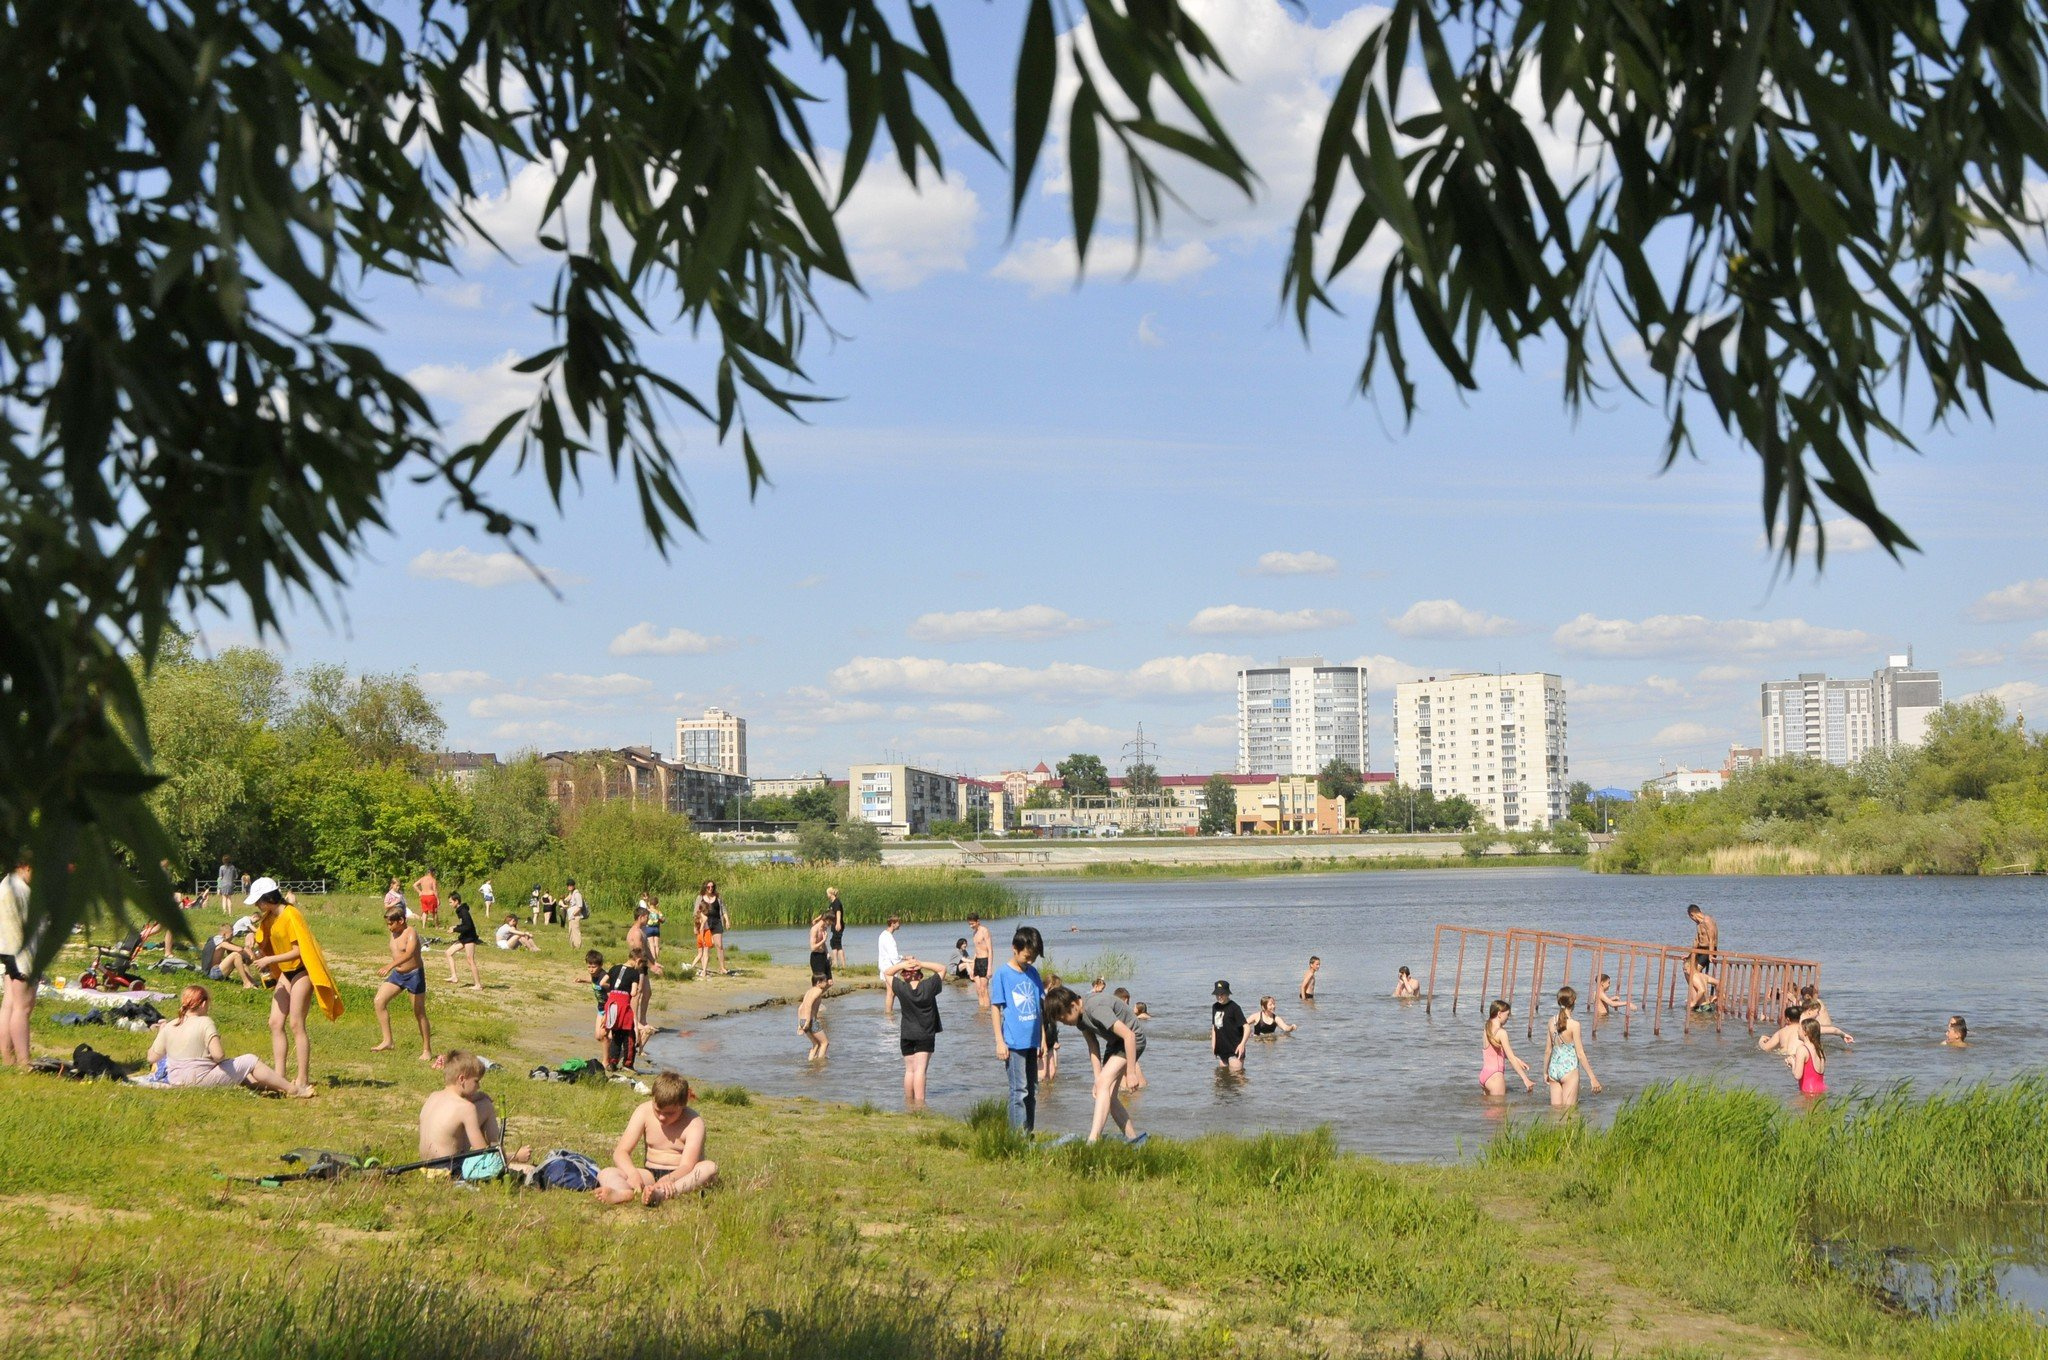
(260, 906), (344, 1021)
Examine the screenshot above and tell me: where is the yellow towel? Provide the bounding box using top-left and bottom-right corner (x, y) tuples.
(261, 906), (345, 1021)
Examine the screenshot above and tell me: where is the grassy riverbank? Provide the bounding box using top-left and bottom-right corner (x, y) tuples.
(4, 894), (2043, 1359)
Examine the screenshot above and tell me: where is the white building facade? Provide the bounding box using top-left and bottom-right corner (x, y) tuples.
(1760, 654), (1942, 766)
(1644, 767), (1727, 799)
(675, 707), (747, 776)
(849, 763), (961, 837)
(1237, 657), (1369, 776)
(1393, 672), (1568, 830)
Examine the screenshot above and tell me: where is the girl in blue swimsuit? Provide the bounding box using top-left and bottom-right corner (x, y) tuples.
(1543, 986), (1601, 1109)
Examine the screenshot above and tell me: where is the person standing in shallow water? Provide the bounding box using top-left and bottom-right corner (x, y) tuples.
(1299, 956), (1320, 1001)
(1480, 999), (1534, 1096)
(1542, 986), (1600, 1108)
(885, 954), (943, 1106)
(1211, 980), (1247, 1073)
(1685, 903), (1719, 1009)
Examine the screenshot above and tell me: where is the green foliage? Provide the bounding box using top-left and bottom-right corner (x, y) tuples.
(1602, 699), (2048, 874)
(1544, 821), (1590, 855)
(1022, 786), (1063, 810)
(1380, 783), (1480, 831)
(1122, 762), (1161, 798)
(838, 821), (884, 865)
(269, 749), (492, 891)
(787, 783), (843, 826)
(1056, 753), (1111, 799)
(1198, 773), (1238, 835)
(493, 802), (721, 915)
(465, 755), (556, 863)
(922, 819), (974, 841)
(1318, 758), (1364, 803)
(725, 866), (1018, 928)
(1460, 829), (1498, 860)
(736, 793), (803, 823)
(796, 820), (841, 866)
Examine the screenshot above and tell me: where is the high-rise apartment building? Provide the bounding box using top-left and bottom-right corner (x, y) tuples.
(1759, 653), (1942, 766)
(674, 707), (747, 776)
(1237, 657), (1369, 776)
(1393, 672), (1568, 830)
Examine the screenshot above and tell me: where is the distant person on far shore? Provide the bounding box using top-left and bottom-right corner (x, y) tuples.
(885, 954), (943, 1106)
(1480, 999), (1534, 1096)
(1211, 981), (1247, 1073)
(1944, 1015), (1969, 1047)
(371, 904), (433, 1060)
(1300, 956), (1321, 1001)
(1542, 986), (1599, 1108)
(1593, 973), (1634, 1017)
(1393, 966), (1420, 999)
(1685, 904), (1718, 1009)
(826, 887), (846, 967)
(1797, 984), (1854, 1045)
(797, 972), (829, 1062)
(876, 917), (902, 1015)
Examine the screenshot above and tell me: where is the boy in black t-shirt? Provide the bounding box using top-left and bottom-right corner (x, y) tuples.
(1211, 980), (1247, 1073)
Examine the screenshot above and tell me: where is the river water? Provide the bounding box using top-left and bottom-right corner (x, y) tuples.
(646, 868), (2046, 1163)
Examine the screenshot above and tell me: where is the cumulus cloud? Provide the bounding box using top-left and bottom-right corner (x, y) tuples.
(1136, 313), (1165, 347)
(1385, 598), (1523, 639)
(1249, 550), (1338, 577)
(918, 702), (1007, 724)
(907, 605), (1105, 644)
(1969, 578), (2048, 623)
(422, 669), (493, 692)
(828, 652), (1250, 700)
(828, 152), (981, 290)
(406, 349), (544, 444)
(536, 672), (653, 698)
(408, 547), (554, 589)
(1042, 717), (1125, 746)
(1553, 613), (1877, 659)
(1185, 605), (1351, 636)
(1965, 680), (2048, 713)
(427, 281), (487, 309)
(1753, 515), (1880, 560)
(1652, 721), (1714, 746)
(1952, 649), (2008, 668)
(1345, 653), (1430, 686)
(608, 623), (732, 657)
(990, 236), (1217, 296)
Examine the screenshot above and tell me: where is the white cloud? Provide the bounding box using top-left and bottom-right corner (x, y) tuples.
(1963, 680), (2048, 713)
(907, 605), (1104, 644)
(422, 669), (493, 692)
(1345, 653), (1430, 686)
(922, 702), (1006, 723)
(829, 152), (980, 290)
(427, 281), (487, 309)
(1753, 515), (1880, 560)
(1553, 614), (1878, 659)
(1953, 649), (2008, 668)
(1136, 313), (1165, 347)
(1652, 721), (1714, 746)
(536, 672), (653, 699)
(1041, 717), (1124, 746)
(468, 693), (572, 720)
(485, 718), (599, 747)
(1186, 605), (1351, 636)
(405, 349), (543, 445)
(1385, 598), (1523, 640)
(828, 652), (1250, 700)
(793, 574), (828, 590)
(608, 623), (731, 657)
(1249, 550), (1338, 577)
(990, 236), (1217, 296)
(1695, 665), (1760, 684)
(408, 546), (552, 589)
(2025, 631), (2048, 658)
(1969, 579), (2048, 623)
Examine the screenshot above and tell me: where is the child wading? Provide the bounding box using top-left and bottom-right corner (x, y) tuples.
(1542, 986), (1600, 1108)
(797, 972), (830, 1062)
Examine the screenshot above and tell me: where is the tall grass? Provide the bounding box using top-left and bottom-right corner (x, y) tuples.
(725, 866), (1025, 927)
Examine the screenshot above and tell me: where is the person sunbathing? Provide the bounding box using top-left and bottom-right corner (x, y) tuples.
(147, 985), (297, 1095)
(595, 1071), (718, 1205)
(418, 1050), (531, 1171)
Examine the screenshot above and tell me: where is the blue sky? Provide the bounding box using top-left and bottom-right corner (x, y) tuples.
(199, 1), (2048, 788)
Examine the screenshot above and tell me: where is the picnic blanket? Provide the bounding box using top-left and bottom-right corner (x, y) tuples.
(37, 985), (172, 1006)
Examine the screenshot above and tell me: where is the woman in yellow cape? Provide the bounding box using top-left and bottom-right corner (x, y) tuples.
(247, 877), (341, 1098)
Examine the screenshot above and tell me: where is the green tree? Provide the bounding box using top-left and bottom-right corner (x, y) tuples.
(1461, 829), (1498, 860)
(1546, 820), (1591, 855)
(1350, 791), (1387, 831)
(1198, 773), (1239, 835)
(282, 664), (445, 773)
(14, 0), (2044, 944)
(796, 821), (841, 867)
(838, 821), (884, 866)
(1912, 699), (2032, 805)
(1123, 763), (1161, 799)
(1057, 754), (1111, 800)
(1433, 796), (1481, 832)
(925, 818), (975, 842)
(788, 784), (842, 827)
(1023, 787), (1063, 811)
(735, 794), (801, 824)
(1318, 759), (1364, 803)
(466, 755), (557, 863)
(132, 638), (277, 872)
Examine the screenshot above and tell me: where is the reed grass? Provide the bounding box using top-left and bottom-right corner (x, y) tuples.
(723, 865), (1025, 927)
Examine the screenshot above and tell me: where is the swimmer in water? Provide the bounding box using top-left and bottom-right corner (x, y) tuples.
(1249, 995), (1297, 1037)
(1480, 999), (1534, 1096)
(1797, 984), (1854, 1044)
(1758, 1004), (1806, 1074)
(1943, 1015), (1968, 1047)
(1791, 1017), (1827, 1096)
(1393, 966), (1420, 999)
(1300, 955), (1321, 1001)
(1592, 973), (1634, 1017)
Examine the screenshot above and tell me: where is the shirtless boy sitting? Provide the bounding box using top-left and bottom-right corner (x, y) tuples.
(372, 905), (433, 1059)
(418, 1051), (531, 1169)
(595, 1071), (719, 1205)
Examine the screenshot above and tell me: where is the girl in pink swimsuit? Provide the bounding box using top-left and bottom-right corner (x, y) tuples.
(1794, 1018), (1827, 1095)
(1480, 999), (1534, 1095)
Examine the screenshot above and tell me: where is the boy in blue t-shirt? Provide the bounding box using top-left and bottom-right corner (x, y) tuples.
(988, 925), (1046, 1132)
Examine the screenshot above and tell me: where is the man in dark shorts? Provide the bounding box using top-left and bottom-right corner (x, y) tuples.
(1685, 904), (1719, 1010)
(886, 955), (944, 1106)
(825, 887), (846, 968)
(1211, 980), (1247, 1072)
(968, 914), (993, 1010)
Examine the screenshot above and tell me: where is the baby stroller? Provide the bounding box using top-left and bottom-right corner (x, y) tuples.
(81, 932), (145, 991)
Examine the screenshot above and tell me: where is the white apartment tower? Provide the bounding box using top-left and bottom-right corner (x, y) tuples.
(674, 707), (747, 776)
(1393, 673), (1568, 830)
(1760, 653), (1941, 766)
(1237, 657), (1369, 776)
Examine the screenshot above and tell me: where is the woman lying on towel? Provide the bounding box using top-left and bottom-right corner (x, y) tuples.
(146, 986), (297, 1095)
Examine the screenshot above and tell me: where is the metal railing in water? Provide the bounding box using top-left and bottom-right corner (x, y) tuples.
(1424, 924), (1822, 1037)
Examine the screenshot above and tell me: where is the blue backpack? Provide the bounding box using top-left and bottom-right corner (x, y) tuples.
(533, 1149), (603, 1191)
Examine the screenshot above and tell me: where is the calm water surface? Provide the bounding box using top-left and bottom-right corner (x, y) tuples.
(647, 869), (2046, 1163)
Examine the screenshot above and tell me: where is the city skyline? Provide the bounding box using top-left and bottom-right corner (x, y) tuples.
(180, 0), (2048, 790)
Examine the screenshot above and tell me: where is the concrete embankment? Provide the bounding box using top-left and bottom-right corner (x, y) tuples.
(877, 834), (1474, 871)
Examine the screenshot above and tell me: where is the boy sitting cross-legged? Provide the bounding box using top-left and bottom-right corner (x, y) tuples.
(595, 1070), (719, 1205)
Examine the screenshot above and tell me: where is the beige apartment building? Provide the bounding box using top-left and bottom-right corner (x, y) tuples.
(849, 763), (961, 837)
(675, 707), (747, 776)
(1394, 672), (1568, 830)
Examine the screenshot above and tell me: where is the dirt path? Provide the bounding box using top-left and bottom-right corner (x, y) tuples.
(1474, 1191), (1831, 1360)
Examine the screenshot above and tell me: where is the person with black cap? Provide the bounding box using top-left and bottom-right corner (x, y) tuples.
(1211, 980), (1247, 1073)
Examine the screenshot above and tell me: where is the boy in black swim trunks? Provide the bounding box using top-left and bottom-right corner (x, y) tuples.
(1685, 904), (1719, 1010)
(372, 905), (433, 1060)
